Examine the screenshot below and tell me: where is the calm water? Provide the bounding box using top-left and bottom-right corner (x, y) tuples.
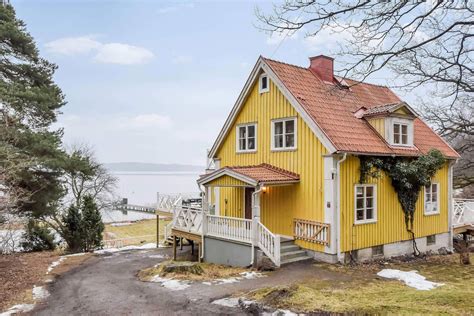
(112, 171), (201, 205)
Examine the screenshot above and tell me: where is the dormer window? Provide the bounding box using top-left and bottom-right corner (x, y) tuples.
(387, 118), (414, 147)
(393, 122), (408, 145)
(259, 74), (269, 93)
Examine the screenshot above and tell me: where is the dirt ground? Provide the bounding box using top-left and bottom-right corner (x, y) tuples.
(0, 251), (92, 313)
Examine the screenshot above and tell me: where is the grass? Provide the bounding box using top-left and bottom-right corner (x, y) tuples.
(246, 254), (474, 315)
(138, 260), (248, 282)
(104, 218), (170, 246)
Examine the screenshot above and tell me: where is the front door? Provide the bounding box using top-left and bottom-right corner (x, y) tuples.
(244, 187), (254, 219)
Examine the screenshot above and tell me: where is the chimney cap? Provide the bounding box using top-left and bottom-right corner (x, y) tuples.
(309, 55), (334, 61)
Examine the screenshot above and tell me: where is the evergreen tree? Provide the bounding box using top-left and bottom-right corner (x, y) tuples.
(62, 204), (83, 252)
(21, 218), (56, 252)
(0, 3), (66, 217)
(81, 195), (104, 251)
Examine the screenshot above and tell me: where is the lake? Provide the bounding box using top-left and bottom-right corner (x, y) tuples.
(111, 171), (202, 205)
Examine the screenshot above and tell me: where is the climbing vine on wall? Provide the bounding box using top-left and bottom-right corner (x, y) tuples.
(359, 149), (446, 255)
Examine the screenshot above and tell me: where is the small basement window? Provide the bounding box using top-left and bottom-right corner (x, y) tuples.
(372, 245), (384, 257)
(259, 74), (269, 93)
(427, 235), (436, 246)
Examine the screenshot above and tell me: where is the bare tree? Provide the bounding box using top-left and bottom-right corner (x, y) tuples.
(257, 0), (473, 189)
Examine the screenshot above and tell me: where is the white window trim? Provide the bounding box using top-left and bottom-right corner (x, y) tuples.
(386, 117), (414, 147)
(424, 182), (440, 216)
(354, 184), (377, 225)
(236, 123), (257, 153)
(259, 73), (269, 94)
(271, 117), (297, 151)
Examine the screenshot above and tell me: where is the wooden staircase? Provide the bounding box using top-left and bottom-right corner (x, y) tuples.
(278, 238), (313, 265)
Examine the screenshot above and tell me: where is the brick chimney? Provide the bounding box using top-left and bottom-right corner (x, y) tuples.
(309, 55), (334, 83)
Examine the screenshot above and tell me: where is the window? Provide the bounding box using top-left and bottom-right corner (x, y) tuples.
(259, 74), (269, 93)
(372, 245), (384, 257)
(393, 122), (408, 145)
(427, 235), (436, 246)
(355, 185), (377, 224)
(271, 118), (296, 150)
(236, 123), (257, 153)
(424, 183), (439, 214)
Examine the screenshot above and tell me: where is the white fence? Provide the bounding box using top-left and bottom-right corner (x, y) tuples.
(453, 198), (474, 226)
(293, 218), (330, 245)
(157, 192), (201, 212)
(206, 215), (253, 243)
(172, 206), (203, 234)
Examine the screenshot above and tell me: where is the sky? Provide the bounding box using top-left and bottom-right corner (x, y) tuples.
(13, 0), (416, 166)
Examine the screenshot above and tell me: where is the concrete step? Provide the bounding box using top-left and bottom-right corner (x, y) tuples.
(280, 244), (300, 253)
(281, 250), (308, 261)
(281, 255), (313, 265)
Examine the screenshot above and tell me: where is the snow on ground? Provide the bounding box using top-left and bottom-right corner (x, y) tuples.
(47, 257), (66, 274)
(32, 285), (50, 300)
(0, 304), (35, 316)
(149, 276), (191, 291)
(205, 271), (266, 285)
(148, 254), (165, 259)
(95, 243), (159, 254)
(110, 222), (133, 227)
(377, 269), (444, 291)
(211, 297), (300, 315)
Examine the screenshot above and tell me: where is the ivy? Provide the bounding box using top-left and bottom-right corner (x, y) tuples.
(359, 149), (446, 255)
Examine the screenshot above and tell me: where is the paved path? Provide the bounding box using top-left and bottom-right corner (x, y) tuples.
(32, 247), (344, 315)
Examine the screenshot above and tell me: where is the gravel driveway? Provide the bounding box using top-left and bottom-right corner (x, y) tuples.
(32, 247), (343, 315)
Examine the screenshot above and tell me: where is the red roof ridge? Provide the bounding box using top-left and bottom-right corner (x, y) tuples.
(258, 163), (300, 180)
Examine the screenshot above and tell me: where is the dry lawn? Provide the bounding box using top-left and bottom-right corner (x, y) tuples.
(138, 260), (248, 282)
(0, 251), (93, 313)
(104, 219), (170, 246)
(247, 254), (474, 315)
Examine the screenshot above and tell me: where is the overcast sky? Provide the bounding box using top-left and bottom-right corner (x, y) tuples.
(14, 0), (416, 166)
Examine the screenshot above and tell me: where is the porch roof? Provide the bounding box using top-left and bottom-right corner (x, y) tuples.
(197, 163), (300, 187)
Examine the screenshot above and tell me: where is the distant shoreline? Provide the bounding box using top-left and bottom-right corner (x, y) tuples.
(110, 171), (202, 176)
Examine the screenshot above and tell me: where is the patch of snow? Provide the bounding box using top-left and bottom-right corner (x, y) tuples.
(0, 304), (35, 316)
(212, 297), (301, 315)
(95, 243), (159, 254)
(32, 285), (50, 300)
(240, 271), (265, 279)
(377, 269), (444, 291)
(150, 276), (190, 291)
(264, 309), (299, 316)
(47, 257), (66, 274)
(63, 252), (87, 257)
(210, 271), (266, 285)
(215, 277), (240, 284)
(110, 222), (133, 227)
(202, 281), (213, 286)
(211, 297), (242, 308)
(148, 254), (164, 259)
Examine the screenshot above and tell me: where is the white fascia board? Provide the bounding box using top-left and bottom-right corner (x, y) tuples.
(208, 57), (337, 159)
(197, 168), (258, 187)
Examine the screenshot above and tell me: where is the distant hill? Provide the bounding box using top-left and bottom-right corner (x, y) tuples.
(104, 162), (204, 172)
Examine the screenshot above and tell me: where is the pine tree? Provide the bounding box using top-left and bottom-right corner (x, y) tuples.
(62, 204), (83, 252)
(81, 195), (104, 251)
(0, 3), (66, 217)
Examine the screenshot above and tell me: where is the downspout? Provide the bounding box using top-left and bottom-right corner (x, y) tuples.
(250, 185), (264, 266)
(447, 160), (455, 252)
(197, 183), (206, 261)
(336, 153), (347, 263)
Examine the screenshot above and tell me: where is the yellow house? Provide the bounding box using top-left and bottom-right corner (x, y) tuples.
(172, 55), (459, 266)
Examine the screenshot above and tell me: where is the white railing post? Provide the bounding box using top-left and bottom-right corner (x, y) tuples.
(274, 234), (281, 267)
(252, 216), (259, 246)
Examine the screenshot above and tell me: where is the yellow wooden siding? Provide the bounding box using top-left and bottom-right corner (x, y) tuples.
(219, 187), (244, 218)
(207, 175), (249, 187)
(367, 118), (385, 138)
(215, 78), (328, 251)
(340, 156), (449, 252)
(394, 107), (411, 115)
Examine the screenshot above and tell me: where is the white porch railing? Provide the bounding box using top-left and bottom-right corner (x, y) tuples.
(453, 198), (474, 226)
(157, 192), (200, 212)
(172, 206), (203, 234)
(206, 215), (253, 243)
(293, 218), (330, 245)
(257, 221), (281, 267)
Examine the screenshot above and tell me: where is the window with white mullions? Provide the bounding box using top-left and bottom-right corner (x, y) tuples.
(393, 122), (409, 145)
(236, 123), (256, 153)
(272, 118), (296, 150)
(355, 185), (377, 224)
(424, 183), (439, 214)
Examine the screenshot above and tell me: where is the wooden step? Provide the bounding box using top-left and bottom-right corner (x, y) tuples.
(281, 255), (313, 265)
(280, 244), (300, 253)
(281, 250), (308, 261)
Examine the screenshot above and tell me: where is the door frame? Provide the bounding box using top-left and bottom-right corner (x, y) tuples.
(243, 187), (255, 219)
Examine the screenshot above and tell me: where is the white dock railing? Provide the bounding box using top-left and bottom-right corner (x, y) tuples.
(453, 198), (474, 226)
(206, 215), (253, 243)
(257, 221), (281, 267)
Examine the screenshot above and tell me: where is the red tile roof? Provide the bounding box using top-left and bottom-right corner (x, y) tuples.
(264, 58), (459, 158)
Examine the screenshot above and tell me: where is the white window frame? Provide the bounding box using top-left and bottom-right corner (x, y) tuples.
(236, 123), (257, 153)
(271, 117), (297, 151)
(386, 117), (414, 147)
(424, 182), (440, 215)
(354, 184), (377, 224)
(259, 73), (269, 94)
